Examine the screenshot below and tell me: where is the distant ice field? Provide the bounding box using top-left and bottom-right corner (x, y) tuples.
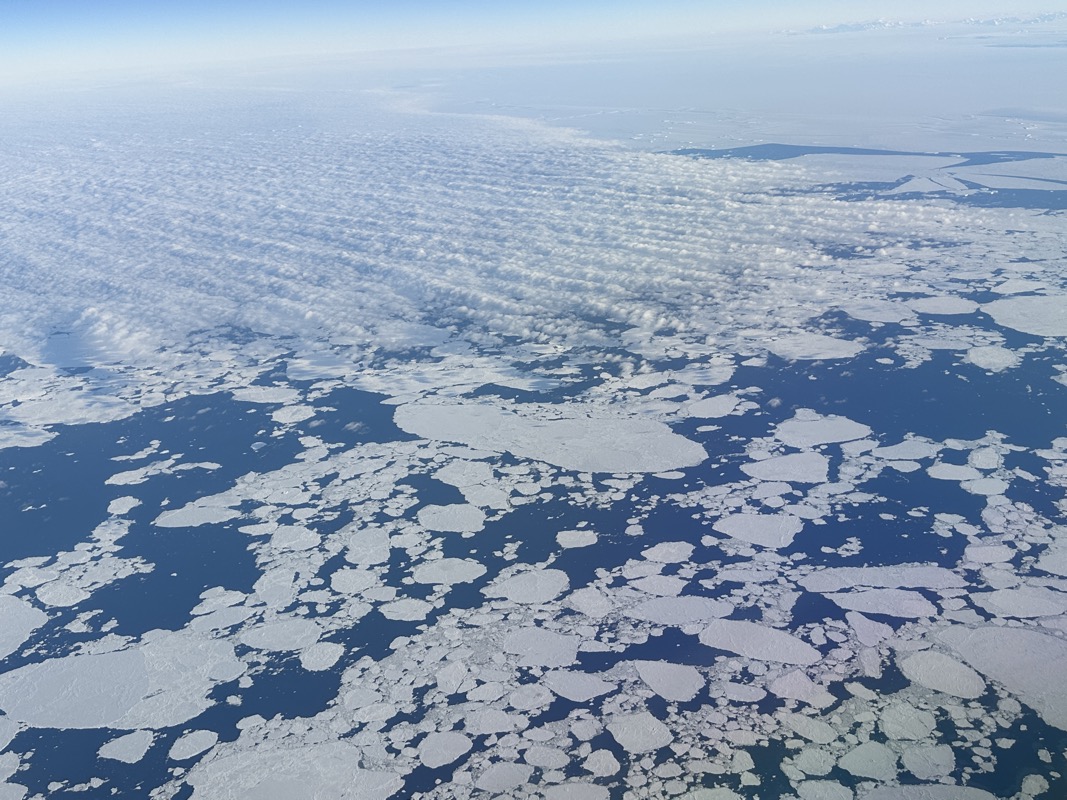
(0, 35), (1066, 800)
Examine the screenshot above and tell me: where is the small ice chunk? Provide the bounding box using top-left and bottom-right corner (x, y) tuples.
(837, 740), (897, 780)
(633, 661), (704, 702)
(503, 628), (579, 667)
(767, 333), (864, 361)
(826, 589), (937, 619)
(418, 732), (472, 769)
(899, 650), (986, 699)
(742, 452), (828, 484)
(557, 529), (598, 549)
(412, 558), (486, 586)
(483, 569), (568, 604)
(641, 541), (694, 563)
(699, 619), (821, 665)
(984, 295), (1067, 337)
(240, 619), (321, 652)
(169, 729), (218, 761)
(542, 671), (614, 702)
(98, 730), (154, 763)
(713, 514), (804, 548)
(626, 596), (732, 625)
(418, 504), (485, 533)
(607, 711), (673, 753)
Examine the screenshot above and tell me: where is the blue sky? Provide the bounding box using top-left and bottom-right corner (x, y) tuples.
(2, 0), (1062, 85)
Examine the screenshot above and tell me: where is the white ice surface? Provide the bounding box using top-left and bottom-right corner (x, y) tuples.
(713, 514), (804, 548)
(633, 660), (704, 702)
(98, 730), (154, 764)
(898, 649), (986, 700)
(765, 334), (864, 361)
(984, 295), (1067, 337)
(698, 620), (821, 665)
(741, 452), (829, 484)
(607, 711), (673, 754)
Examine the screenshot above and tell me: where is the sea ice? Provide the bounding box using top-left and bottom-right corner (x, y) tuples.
(971, 586), (1067, 618)
(542, 671), (614, 702)
(417, 731), (472, 769)
(766, 333), (864, 361)
(633, 660), (705, 702)
(965, 345), (1018, 372)
(412, 558), (486, 585)
(984, 295), (1067, 337)
(741, 452), (829, 484)
(417, 504), (485, 533)
(907, 296), (979, 315)
(898, 650), (986, 699)
(169, 730), (218, 761)
(155, 504), (240, 528)
(98, 730), (154, 764)
(607, 711), (673, 753)
(503, 628), (579, 667)
(0, 597), (46, 661)
(713, 513), (804, 548)
(826, 589), (937, 619)
(557, 529), (598, 549)
(686, 395), (739, 418)
(483, 569), (568, 604)
(837, 740), (897, 780)
(239, 619), (321, 652)
(626, 596), (733, 625)
(775, 415), (871, 448)
(698, 620), (821, 665)
(799, 565), (965, 593)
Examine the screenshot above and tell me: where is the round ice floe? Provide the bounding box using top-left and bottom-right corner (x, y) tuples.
(418, 731), (472, 769)
(379, 598), (433, 621)
(698, 619), (821, 665)
(766, 333), (864, 361)
(641, 541), (694, 563)
(417, 504), (485, 533)
(607, 711), (673, 753)
(412, 558), (486, 586)
(898, 650), (985, 699)
(938, 624), (1067, 730)
(169, 730), (218, 761)
(524, 745), (569, 769)
(741, 452), (829, 484)
(474, 762), (532, 792)
(686, 395), (739, 418)
(984, 295), (1067, 337)
(557, 529), (598, 549)
(300, 642), (344, 672)
(965, 345), (1018, 372)
(713, 513), (804, 548)
(239, 618), (321, 652)
(625, 596), (732, 625)
(483, 569), (568, 604)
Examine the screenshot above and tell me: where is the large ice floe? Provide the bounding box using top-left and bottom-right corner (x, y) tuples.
(1, 28), (1067, 800)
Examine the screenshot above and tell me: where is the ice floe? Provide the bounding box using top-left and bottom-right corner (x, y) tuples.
(633, 660), (705, 702)
(698, 620), (821, 665)
(607, 711), (673, 753)
(741, 452), (829, 484)
(713, 513), (804, 548)
(766, 333), (864, 361)
(898, 649), (986, 700)
(984, 295), (1067, 337)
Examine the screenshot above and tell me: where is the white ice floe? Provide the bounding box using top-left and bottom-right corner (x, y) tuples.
(870, 439), (940, 460)
(474, 762), (532, 792)
(155, 503), (241, 528)
(798, 565), (965, 593)
(898, 649), (986, 700)
(900, 744), (955, 780)
(271, 405), (315, 425)
(412, 558), (486, 585)
(768, 670), (835, 708)
(542, 670), (614, 702)
(607, 711), (673, 753)
(98, 730), (154, 764)
(503, 628), (579, 667)
(395, 402), (707, 473)
(633, 660), (705, 702)
(184, 742), (401, 799)
(107, 496), (142, 516)
(0, 597), (46, 661)
(713, 513), (804, 548)
(299, 642), (344, 672)
(417, 731), (472, 769)
(169, 730), (218, 761)
(775, 415), (871, 448)
(544, 783), (608, 800)
(417, 504), (485, 533)
(838, 740), (897, 781)
(379, 598), (433, 621)
(826, 588), (937, 619)
(239, 619), (321, 652)
(483, 569), (569, 604)
(937, 625), (1067, 730)
(641, 541), (694, 563)
(766, 333), (864, 361)
(698, 619), (821, 665)
(862, 786), (994, 800)
(796, 780), (853, 800)
(906, 296), (979, 315)
(965, 345), (1018, 372)
(879, 702), (935, 741)
(780, 712), (837, 744)
(845, 612), (893, 647)
(843, 300), (914, 325)
(557, 529), (598, 549)
(0, 632), (243, 729)
(984, 295), (1067, 337)
(741, 452), (829, 484)
(625, 596), (732, 625)
(231, 386), (300, 404)
(686, 395), (739, 418)
(972, 586), (1067, 618)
